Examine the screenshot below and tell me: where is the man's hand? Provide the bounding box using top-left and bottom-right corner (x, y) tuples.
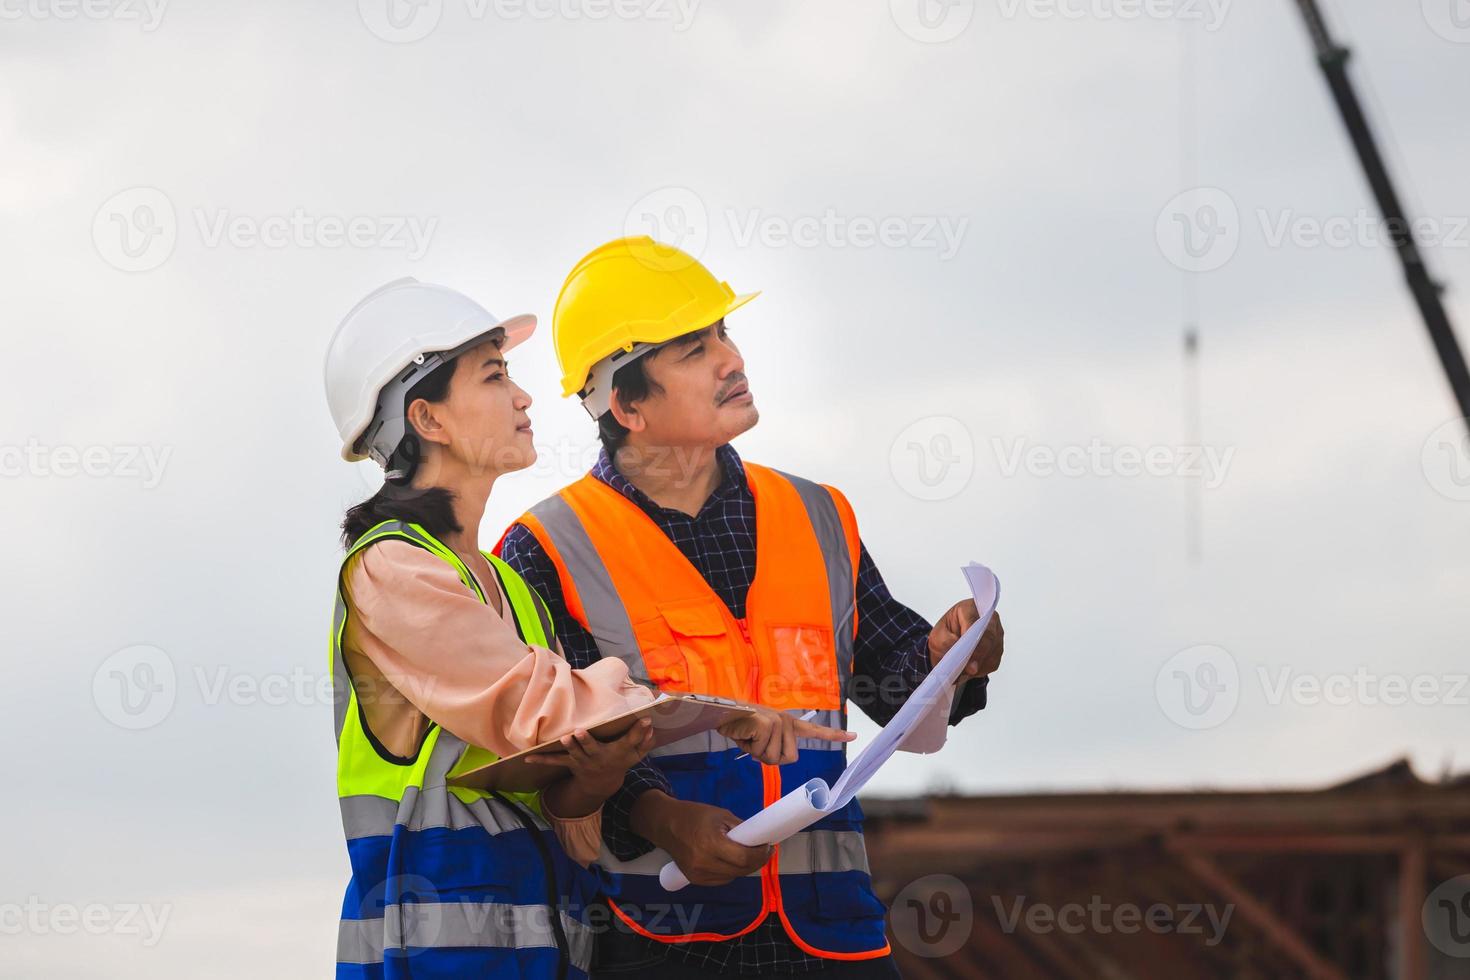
(717, 704), (854, 765)
(630, 791), (772, 887)
(928, 602), (1004, 681)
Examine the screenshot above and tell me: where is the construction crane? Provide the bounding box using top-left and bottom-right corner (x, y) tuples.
(1291, 0), (1470, 435)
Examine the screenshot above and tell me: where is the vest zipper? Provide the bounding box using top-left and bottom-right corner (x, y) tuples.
(495, 792), (571, 980)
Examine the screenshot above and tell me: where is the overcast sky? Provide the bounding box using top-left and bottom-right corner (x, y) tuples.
(3, 0), (1469, 975)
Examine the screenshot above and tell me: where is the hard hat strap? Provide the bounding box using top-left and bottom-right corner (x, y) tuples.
(578, 340), (662, 420)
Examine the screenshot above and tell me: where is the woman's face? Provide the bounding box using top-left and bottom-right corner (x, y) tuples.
(413, 337), (537, 479)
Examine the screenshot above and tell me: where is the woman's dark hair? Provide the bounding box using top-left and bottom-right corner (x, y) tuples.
(596, 355), (663, 458)
(341, 359), (462, 548)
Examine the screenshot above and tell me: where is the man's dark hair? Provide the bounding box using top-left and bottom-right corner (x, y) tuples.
(595, 354), (663, 458)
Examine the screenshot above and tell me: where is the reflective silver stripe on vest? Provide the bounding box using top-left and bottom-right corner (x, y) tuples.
(339, 790), (527, 840)
(331, 596), (350, 745)
(647, 707), (847, 758)
(777, 829), (870, 876)
(526, 494), (648, 681)
(338, 906), (594, 970)
(770, 470), (857, 705)
(600, 828), (869, 878)
(337, 731), (547, 840)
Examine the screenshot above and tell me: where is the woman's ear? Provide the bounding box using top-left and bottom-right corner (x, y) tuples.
(406, 397), (451, 447)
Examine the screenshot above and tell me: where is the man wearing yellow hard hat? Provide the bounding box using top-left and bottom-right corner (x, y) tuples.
(496, 236), (1005, 978)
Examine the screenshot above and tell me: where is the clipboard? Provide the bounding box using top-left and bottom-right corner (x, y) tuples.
(447, 693), (757, 793)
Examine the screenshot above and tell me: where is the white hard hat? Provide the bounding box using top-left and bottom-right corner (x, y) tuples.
(324, 278), (536, 469)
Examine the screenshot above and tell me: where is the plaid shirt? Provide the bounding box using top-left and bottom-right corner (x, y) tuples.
(498, 444), (988, 974)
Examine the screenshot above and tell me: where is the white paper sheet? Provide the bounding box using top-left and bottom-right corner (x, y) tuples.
(658, 562), (999, 892)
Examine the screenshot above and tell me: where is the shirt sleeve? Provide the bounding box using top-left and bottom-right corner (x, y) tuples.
(849, 540), (989, 727)
(541, 796), (603, 869)
(499, 522), (673, 861)
(343, 540), (655, 757)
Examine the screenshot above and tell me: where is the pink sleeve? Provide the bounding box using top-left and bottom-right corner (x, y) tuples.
(344, 540), (654, 756)
(541, 800), (603, 869)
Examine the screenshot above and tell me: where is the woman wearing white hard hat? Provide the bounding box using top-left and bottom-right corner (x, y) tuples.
(322, 277), (656, 979)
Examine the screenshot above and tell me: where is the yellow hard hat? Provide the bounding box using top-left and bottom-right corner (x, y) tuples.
(552, 236), (759, 414)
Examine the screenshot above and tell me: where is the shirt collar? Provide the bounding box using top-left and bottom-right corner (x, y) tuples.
(593, 443), (749, 517)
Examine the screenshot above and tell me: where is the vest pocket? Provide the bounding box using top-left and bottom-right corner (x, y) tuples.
(763, 624), (840, 709)
(632, 599), (751, 699)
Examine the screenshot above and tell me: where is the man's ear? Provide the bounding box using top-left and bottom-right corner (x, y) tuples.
(406, 397), (451, 447)
(608, 389), (646, 436)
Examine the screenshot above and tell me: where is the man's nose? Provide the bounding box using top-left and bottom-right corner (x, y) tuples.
(714, 334), (744, 375)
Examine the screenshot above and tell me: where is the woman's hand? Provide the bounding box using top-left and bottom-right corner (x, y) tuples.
(529, 718), (656, 816)
(717, 705), (854, 766)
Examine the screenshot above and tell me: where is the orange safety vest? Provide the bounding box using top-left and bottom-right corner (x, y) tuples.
(507, 461), (890, 960)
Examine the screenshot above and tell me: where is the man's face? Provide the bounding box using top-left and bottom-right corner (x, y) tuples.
(626, 319), (758, 450)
